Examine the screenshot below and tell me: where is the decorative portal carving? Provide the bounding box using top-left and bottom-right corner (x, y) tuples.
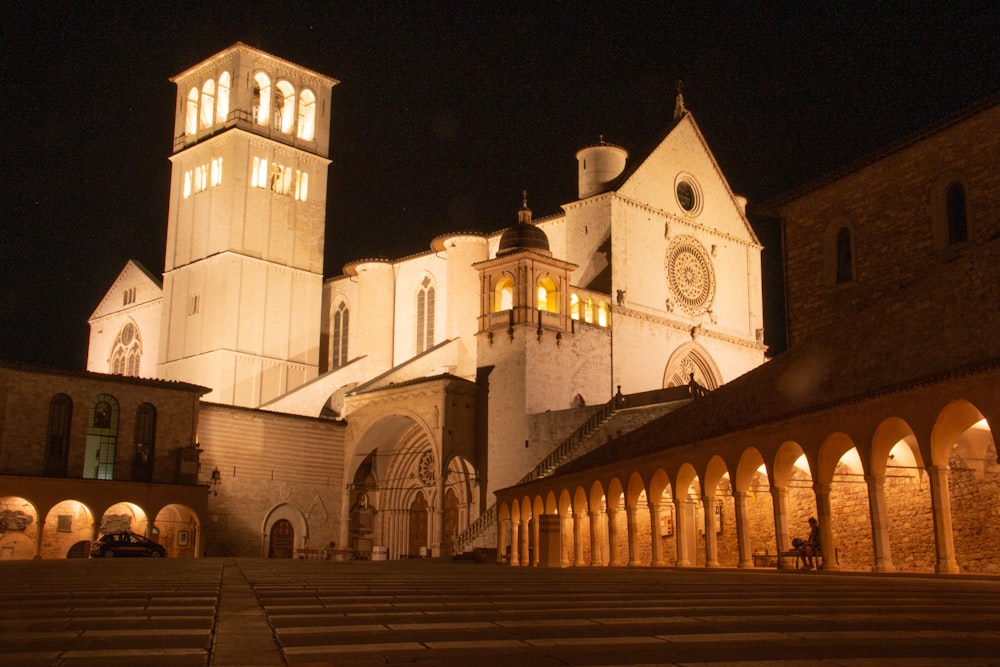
(0, 510), (33, 532)
(100, 514), (132, 534)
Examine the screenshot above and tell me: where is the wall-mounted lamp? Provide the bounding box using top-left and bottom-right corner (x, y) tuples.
(209, 467), (222, 496)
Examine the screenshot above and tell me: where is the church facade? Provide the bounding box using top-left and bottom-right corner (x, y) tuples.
(83, 44), (766, 559)
(495, 96), (1000, 573)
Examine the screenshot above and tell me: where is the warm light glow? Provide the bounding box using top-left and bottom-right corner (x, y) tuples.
(216, 71), (230, 123)
(210, 157), (223, 187)
(494, 278), (513, 312)
(792, 454), (810, 474)
(185, 87), (198, 135)
(183, 171), (192, 198)
(838, 448), (863, 475)
(537, 277), (558, 312)
(297, 89), (316, 140)
(584, 298), (594, 323)
(199, 79), (215, 129)
(253, 72), (271, 125)
(971, 418), (989, 430)
(294, 170), (308, 201)
(597, 301), (608, 326)
(275, 80), (296, 134)
(570, 293), (580, 320)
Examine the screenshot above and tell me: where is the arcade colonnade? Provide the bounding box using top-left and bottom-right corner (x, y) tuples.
(496, 367), (1000, 574)
(0, 477), (205, 559)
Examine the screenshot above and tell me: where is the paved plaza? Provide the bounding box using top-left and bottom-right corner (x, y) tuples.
(1, 558), (998, 666)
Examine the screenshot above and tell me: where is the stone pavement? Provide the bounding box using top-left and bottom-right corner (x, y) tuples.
(0, 557), (998, 666)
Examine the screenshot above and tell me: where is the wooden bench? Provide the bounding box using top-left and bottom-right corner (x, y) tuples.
(780, 549), (823, 570)
(752, 552), (778, 567)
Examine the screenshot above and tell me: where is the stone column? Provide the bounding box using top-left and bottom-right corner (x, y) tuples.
(702, 495), (719, 567)
(771, 486), (792, 569)
(674, 497), (691, 567)
(498, 517), (510, 565)
(33, 517), (48, 559)
(607, 506), (620, 566)
(813, 482), (839, 571)
(573, 510), (587, 566)
(648, 501), (665, 567)
(510, 519), (520, 567)
(590, 508), (605, 566)
(865, 474), (895, 572)
(520, 516), (531, 566)
(733, 491), (753, 568)
(927, 465), (960, 574)
(532, 514), (541, 567)
(626, 505), (640, 567)
(560, 514), (573, 568)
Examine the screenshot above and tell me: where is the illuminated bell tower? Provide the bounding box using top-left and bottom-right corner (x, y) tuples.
(160, 44), (337, 407)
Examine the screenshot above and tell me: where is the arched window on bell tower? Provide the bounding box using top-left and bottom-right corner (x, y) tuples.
(199, 79), (215, 129)
(216, 71), (230, 123)
(185, 87), (198, 135)
(253, 72), (271, 126)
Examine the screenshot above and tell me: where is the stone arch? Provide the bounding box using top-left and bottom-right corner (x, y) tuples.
(0, 496), (42, 560)
(662, 342), (721, 390)
(154, 503), (201, 558)
(871, 417), (933, 572)
(263, 503), (308, 558)
(820, 433), (868, 569)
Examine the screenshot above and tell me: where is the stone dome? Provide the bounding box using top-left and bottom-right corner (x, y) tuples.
(497, 222), (551, 256)
(497, 194), (551, 256)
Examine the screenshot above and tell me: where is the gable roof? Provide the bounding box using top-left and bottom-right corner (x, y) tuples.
(89, 259), (162, 321)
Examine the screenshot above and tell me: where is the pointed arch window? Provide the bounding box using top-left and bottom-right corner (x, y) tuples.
(85, 394), (119, 480)
(110, 321), (141, 377)
(946, 182), (968, 244)
(297, 89), (316, 140)
(332, 301), (349, 369)
(494, 277), (513, 312)
(416, 276), (436, 354)
(132, 403), (156, 482)
(45, 394), (72, 477)
(216, 71), (231, 123)
(199, 79), (216, 129)
(835, 226), (854, 284)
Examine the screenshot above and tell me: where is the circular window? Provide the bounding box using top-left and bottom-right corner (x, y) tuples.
(665, 236), (715, 314)
(675, 176), (702, 215)
(417, 451), (436, 486)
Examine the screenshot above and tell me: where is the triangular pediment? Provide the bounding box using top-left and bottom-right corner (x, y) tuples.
(617, 113), (759, 245)
(89, 260), (163, 321)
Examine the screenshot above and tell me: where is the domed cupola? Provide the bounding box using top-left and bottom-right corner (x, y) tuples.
(497, 192), (551, 257)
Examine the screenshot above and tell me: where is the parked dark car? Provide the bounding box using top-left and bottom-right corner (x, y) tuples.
(90, 531), (167, 558)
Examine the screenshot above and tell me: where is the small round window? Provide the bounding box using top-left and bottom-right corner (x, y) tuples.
(677, 180), (697, 212)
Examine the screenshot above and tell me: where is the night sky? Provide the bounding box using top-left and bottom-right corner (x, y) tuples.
(2, 3), (998, 370)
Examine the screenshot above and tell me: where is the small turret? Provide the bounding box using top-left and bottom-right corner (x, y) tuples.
(576, 136), (628, 199)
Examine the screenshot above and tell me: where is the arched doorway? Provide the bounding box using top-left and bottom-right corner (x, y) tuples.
(408, 494), (428, 557)
(269, 519), (294, 558)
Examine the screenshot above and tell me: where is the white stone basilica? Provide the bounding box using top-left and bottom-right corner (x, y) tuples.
(86, 44), (766, 558)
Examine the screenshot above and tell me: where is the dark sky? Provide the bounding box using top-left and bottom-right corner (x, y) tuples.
(2, 3), (998, 370)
